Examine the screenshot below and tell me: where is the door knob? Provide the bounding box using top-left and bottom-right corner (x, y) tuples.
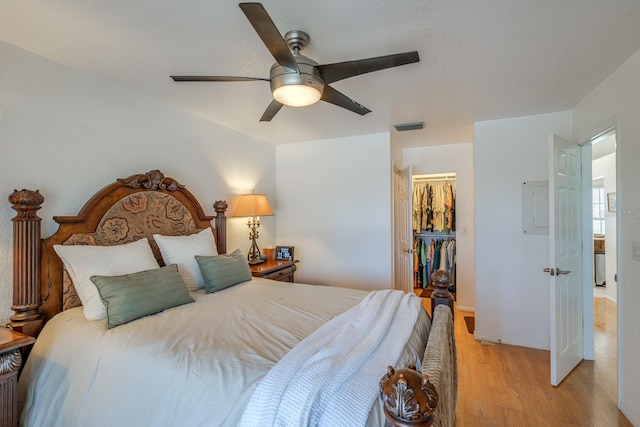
(543, 267), (571, 276)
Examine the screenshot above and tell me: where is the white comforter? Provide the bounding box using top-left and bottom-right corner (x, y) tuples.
(19, 278), (430, 427)
(240, 289), (422, 427)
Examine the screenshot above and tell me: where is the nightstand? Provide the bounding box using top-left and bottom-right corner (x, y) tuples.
(0, 327), (35, 426)
(250, 259), (298, 282)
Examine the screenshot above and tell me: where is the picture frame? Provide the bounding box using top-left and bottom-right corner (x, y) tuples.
(275, 245), (295, 261)
(607, 192), (617, 212)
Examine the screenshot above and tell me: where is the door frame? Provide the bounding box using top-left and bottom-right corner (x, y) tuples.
(580, 141), (594, 361)
(579, 116), (621, 402)
(393, 164), (401, 291)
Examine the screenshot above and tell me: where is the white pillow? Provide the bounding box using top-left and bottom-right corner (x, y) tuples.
(54, 238), (160, 321)
(153, 228), (218, 291)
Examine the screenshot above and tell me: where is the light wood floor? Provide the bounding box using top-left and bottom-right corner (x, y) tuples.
(421, 296), (632, 426)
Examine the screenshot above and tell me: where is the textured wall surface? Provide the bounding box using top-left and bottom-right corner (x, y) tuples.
(0, 41), (276, 325)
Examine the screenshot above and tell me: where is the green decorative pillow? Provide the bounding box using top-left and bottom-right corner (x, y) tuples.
(90, 264), (194, 328)
(195, 249), (252, 294)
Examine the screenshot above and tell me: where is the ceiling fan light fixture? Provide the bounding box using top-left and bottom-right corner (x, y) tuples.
(270, 58), (325, 107)
(172, 4), (420, 121)
(273, 84), (322, 107)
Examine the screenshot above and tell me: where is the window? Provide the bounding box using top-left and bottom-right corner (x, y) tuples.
(593, 186), (606, 234)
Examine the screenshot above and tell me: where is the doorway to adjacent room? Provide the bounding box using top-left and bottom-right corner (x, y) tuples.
(588, 125), (619, 403)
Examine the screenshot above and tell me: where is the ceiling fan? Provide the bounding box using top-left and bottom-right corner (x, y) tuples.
(170, 2), (420, 122)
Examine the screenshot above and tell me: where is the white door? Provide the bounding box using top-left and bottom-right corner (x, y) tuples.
(548, 134), (584, 386)
(395, 166), (413, 293)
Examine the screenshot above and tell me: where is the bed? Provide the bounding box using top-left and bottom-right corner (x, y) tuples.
(8, 170), (456, 427)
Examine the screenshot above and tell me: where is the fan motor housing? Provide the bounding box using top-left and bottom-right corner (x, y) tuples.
(269, 55), (325, 99)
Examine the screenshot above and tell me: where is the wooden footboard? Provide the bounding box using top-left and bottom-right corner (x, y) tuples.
(381, 271), (456, 427)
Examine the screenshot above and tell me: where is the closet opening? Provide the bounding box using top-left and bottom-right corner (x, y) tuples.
(412, 173), (456, 299)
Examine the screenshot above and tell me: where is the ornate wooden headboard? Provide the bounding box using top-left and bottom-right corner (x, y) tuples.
(8, 170), (227, 337)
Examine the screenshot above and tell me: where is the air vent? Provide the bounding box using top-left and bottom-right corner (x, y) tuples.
(394, 121), (424, 132)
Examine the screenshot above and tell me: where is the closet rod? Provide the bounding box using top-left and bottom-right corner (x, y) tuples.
(413, 173), (456, 182)
(413, 177), (455, 183)
(415, 231), (456, 238)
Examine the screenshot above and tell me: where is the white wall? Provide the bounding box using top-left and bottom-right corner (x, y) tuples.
(390, 134), (404, 171)
(275, 133), (393, 290)
(474, 111), (572, 350)
(403, 142), (475, 310)
(0, 41), (276, 325)
(573, 47), (640, 426)
(592, 153), (617, 302)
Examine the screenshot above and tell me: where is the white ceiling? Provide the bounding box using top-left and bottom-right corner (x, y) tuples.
(592, 131), (617, 161)
(2, 0), (640, 148)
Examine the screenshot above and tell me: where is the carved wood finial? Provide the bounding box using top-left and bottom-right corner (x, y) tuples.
(9, 189), (45, 206)
(431, 270), (451, 297)
(213, 200), (228, 217)
(430, 270), (454, 319)
(380, 363), (438, 426)
(118, 170), (184, 192)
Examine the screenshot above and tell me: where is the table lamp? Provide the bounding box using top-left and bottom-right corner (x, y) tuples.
(232, 192), (274, 264)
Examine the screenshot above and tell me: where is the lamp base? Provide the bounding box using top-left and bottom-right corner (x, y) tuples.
(245, 216), (267, 265)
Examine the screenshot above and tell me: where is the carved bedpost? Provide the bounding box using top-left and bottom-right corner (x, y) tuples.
(430, 270), (455, 320)
(8, 190), (44, 336)
(380, 363), (438, 426)
(213, 200), (228, 254)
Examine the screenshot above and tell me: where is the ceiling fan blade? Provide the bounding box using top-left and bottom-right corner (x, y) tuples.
(317, 51), (420, 84)
(320, 86), (371, 116)
(260, 99), (284, 121)
(239, 3), (300, 73)
(171, 76), (269, 82)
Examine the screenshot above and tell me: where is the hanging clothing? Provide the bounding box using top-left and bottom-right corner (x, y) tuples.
(412, 185), (423, 231)
(412, 235), (456, 291)
(412, 176), (457, 289)
(413, 237), (431, 288)
(412, 179), (455, 233)
(420, 239), (429, 288)
(444, 181), (454, 232)
(439, 240), (448, 271)
(446, 240), (456, 272)
(420, 185), (428, 231)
